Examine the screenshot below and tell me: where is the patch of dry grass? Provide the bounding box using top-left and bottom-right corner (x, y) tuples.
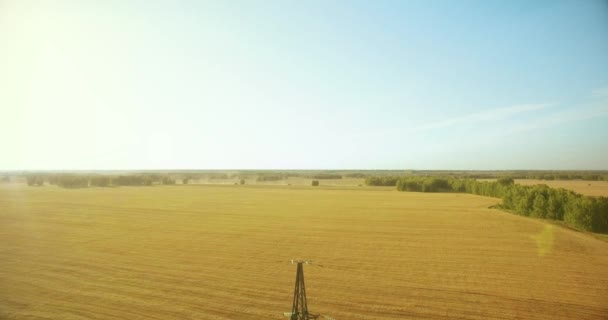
(1, 185), (607, 319)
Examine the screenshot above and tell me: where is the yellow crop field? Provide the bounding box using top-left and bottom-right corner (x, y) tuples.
(1, 184), (607, 320)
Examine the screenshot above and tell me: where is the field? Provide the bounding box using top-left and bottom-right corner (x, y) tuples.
(514, 179), (608, 197)
(477, 179), (608, 197)
(1, 184), (608, 320)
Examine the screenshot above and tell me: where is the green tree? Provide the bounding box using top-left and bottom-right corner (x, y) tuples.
(564, 197), (593, 231)
(546, 191), (563, 220)
(26, 175), (37, 186)
(532, 194), (548, 218)
(497, 177), (514, 186)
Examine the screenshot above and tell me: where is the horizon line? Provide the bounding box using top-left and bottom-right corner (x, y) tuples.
(3, 168), (608, 172)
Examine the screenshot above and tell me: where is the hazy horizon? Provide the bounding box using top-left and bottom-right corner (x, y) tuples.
(2, 1), (608, 170)
(4, 168), (608, 173)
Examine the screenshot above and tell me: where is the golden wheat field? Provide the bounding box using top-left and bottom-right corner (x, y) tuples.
(1, 184), (607, 320)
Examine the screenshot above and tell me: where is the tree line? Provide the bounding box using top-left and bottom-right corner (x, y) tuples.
(310, 173), (342, 179)
(26, 175), (44, 186)
(256, 175), (285, 182)
(393, 176), (608, 233)
(406, 171), (608, 181)
(365, 176), (401, 186)
(25, 174), (178, 188)
(255, 173), (343, 180)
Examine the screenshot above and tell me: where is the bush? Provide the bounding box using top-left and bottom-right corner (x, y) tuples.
(312, 180), (319, 186)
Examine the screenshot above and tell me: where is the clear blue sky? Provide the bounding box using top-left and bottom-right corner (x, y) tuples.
(1, 0), (607, 170)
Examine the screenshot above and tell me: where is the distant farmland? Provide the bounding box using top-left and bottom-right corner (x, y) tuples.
(1, 184), (607, 319)
(476, 178), (608, 197)
(514, 179), (608, 197)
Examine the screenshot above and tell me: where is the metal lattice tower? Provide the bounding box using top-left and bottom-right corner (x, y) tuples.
(291, 261), (309, 320)
(284, 260), (335, 320)
(288, 260), (318, 320)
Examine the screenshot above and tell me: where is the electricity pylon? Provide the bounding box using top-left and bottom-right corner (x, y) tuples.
(286, 260), (318, 320)
(283, 260), (336, 320)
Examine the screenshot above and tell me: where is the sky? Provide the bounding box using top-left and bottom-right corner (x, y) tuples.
(1, 0), (608, 170)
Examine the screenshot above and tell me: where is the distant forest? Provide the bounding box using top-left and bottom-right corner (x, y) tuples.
(25, 174), (177, 188)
